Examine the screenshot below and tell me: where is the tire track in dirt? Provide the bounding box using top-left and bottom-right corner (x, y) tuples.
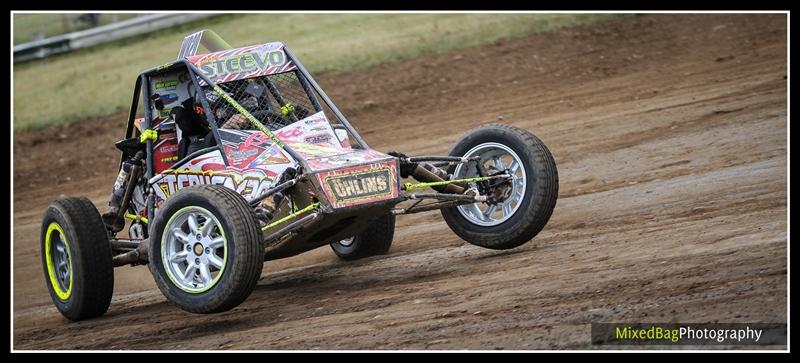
(13, 14), (786, 349)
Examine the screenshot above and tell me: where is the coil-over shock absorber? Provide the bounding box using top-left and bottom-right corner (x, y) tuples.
(390, 152), (465, 194)
(103, 150), (145, 233)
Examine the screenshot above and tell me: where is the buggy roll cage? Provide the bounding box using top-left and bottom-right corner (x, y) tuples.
(122, 45), (371, 225)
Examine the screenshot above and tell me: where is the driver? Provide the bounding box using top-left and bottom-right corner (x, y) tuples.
(169, 77), (215, 158)
(215, 90), (261, 130)
(221, 113), (251, 130)
(208, 79), (295, 131)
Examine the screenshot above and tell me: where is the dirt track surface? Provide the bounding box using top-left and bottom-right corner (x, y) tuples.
(13, 14), (787, 350)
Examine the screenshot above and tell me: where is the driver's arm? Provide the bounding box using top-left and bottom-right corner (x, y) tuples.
(221, 113), (250, 130)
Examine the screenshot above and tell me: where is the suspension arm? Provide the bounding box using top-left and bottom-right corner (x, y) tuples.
(391, 200), (465, 215)
(402, 174), (511, 192)
(261, 202), (320, 232)
(405, 155), (480, 163)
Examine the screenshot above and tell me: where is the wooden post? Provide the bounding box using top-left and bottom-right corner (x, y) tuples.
(62, 14), (72, 33)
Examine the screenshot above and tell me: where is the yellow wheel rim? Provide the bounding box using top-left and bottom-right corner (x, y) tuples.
(45, 223), (73, 300)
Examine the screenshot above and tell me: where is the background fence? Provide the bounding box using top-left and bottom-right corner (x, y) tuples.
(13, 13), (216, 63)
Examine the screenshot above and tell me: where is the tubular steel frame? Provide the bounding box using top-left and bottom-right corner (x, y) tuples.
(114, 45), (514, 265)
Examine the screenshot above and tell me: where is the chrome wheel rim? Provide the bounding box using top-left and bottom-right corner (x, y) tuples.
(453, 142), (527, 226)
(161, 207), (227, 293)
(338, 237), (355, 247)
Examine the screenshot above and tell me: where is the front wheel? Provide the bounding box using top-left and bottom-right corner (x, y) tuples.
(149, 185), (263, 314)
(441, 123), (558, 249)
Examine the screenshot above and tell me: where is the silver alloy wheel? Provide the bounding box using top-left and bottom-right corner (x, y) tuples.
(453, 142), (527, 226)
(51, 231), (71, 292)
(161, 206), (227, 293)
(338, 237), (355, 247)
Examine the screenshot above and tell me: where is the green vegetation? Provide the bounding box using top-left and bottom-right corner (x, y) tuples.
(13, 13), (617, 131)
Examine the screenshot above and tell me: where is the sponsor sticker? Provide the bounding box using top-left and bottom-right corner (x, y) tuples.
(305, 133), (333, 144)
(317, 161), (399, 208)
(187, 43), (295, 83)
(159, 93), (180, 105)
(326, 169), (392, 201)
(155, 80), (179, 91)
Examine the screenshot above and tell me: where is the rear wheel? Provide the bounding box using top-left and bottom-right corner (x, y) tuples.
(331, 213), (395, 260)
(441, 124), (558, 249)
(149, 185), (263, 314)
(41, 197), (114, 321)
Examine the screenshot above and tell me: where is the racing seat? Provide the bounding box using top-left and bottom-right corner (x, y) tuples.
(171, 97), (216, 159)
(180, 131), (217, 158)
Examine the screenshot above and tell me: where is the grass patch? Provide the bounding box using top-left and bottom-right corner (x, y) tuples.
(13, 13), (618, 131)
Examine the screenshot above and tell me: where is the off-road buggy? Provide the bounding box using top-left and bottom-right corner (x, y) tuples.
(41, 31), (559, 320)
